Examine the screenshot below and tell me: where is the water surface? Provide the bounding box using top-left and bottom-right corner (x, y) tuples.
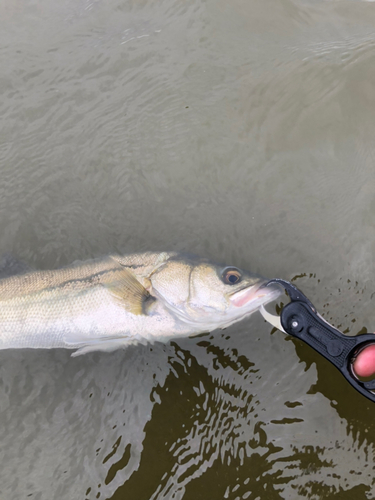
(1, 0), (375, 498)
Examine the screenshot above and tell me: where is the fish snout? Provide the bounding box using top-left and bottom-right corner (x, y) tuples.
(230, 280), (282, 308)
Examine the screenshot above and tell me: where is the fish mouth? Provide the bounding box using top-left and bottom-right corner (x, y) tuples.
(230, 281), (282, 310)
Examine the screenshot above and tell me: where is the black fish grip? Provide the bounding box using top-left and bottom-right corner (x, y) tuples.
(267, 279), (375, 403)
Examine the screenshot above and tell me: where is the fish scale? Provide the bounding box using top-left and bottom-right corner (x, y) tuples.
(0, 252), (280, 356)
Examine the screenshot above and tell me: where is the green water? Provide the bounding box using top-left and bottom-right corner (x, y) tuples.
(1, 0), (375, 498)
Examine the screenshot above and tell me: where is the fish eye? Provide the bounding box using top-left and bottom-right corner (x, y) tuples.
(222, 267), (242, 285)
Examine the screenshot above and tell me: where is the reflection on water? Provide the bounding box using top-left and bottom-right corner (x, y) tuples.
(1, 0), (375, 498)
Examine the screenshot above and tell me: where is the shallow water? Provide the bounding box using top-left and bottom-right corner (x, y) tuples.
(1, 0), (375, 498)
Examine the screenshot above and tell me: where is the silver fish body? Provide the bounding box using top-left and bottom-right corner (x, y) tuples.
(0, 252), (280, 356)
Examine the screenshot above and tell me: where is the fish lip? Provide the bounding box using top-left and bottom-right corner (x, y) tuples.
(229, 281), (282, 308)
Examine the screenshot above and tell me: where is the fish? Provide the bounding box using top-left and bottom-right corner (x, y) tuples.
(0, 252), (281, 356)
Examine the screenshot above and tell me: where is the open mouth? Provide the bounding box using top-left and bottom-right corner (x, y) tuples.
(230, 281), (282, 309)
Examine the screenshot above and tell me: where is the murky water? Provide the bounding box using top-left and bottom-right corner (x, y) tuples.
(1, 0), (375, 498)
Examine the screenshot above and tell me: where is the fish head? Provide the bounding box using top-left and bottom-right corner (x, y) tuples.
(149, 255), (281, 331)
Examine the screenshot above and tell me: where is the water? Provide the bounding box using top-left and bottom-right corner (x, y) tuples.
(1, 0), (375, 498)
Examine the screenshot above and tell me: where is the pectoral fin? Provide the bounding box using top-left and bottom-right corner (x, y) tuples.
(103, 265), (155, 315)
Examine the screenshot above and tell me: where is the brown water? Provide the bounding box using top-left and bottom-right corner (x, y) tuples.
(1, 0), (375, 498)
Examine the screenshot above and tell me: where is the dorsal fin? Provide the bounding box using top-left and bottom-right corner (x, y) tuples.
(102, 265), (154, 315)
